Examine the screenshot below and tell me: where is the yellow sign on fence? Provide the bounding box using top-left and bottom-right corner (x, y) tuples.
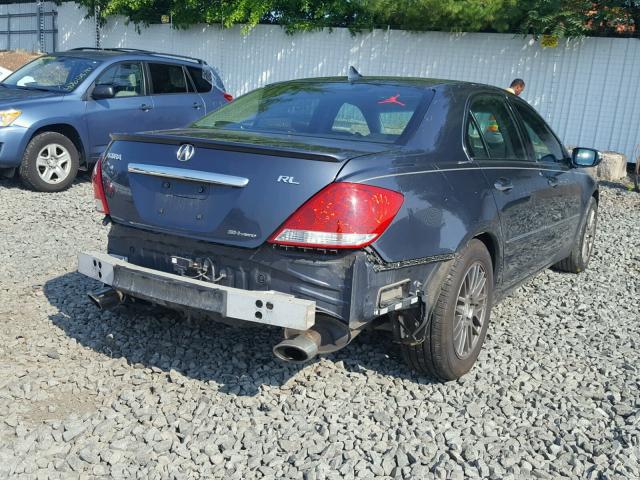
(540, 35), (559, 48)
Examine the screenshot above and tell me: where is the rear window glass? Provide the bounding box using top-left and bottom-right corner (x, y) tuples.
(332, 103), (370, 136)
(192, 82), (431, 144)
(149, 63), (188, 94)
(187, 66), (212, 93)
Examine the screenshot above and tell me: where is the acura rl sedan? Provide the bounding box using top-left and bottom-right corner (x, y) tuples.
(78, 74), (600, 380)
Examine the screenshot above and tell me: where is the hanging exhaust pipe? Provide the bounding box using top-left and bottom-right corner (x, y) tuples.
(273, 330), (322, 363)
(88, 287), (123, 310)
(273, 315), (363, 363)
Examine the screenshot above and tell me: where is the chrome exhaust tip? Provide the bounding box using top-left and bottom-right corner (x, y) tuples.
(273, 330), (321, 363)
(88, 287), (123, 310)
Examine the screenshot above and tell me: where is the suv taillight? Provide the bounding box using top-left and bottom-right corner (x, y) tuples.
(268, 182), (403, 249)
(223, 92), (233, 102)
(92, 157), (110, 215)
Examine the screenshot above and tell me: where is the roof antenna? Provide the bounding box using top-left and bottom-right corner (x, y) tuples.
(348, 66), (363, 83)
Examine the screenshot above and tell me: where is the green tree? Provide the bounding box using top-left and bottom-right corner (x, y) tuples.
(74, 0), (640, 37)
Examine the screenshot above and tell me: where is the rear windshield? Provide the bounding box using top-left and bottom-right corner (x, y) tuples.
(192, 82), (432, 143)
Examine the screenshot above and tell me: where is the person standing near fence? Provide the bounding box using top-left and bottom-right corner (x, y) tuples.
(506, 79), (525, 96)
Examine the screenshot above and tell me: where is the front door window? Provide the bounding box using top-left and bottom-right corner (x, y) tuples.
(95, 62), (144, 97)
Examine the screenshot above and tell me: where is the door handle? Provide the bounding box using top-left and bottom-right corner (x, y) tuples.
(192, 102), (202, 110)
(140, 104), (152, 111)
(494, 178), (513, 192)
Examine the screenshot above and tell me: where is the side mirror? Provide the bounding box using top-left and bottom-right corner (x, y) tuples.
(571, 147), (600, 168)
(92, 84), (115, 100)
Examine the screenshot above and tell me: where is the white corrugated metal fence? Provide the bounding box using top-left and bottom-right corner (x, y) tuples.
(17, 2), (640, 163)
(1, 1), (57, 52)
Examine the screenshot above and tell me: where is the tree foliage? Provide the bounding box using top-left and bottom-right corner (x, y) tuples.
(75, 0), (640, 37)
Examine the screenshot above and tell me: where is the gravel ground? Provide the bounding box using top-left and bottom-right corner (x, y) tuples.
(0, 175), (639, 479)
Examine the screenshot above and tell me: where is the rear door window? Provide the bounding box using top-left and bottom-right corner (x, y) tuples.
(148, 63), (189, 94)
(512, 102), (565, 163)
(469, 95), (527, 161)
(466, 118), (489, 159)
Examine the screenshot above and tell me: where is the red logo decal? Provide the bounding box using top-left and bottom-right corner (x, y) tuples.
(378, 94), (405, 106)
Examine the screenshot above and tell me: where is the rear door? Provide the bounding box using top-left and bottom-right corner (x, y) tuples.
(147, 62), (205, 129)
(510, 100), (582, 262)
(467, 93), (551, 287)
(84, 61), (154, 160)
(185, 65), (227, 114)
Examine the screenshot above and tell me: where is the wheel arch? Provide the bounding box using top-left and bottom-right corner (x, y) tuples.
(473, 231), (499, 279)
(28, 123), (86, 166)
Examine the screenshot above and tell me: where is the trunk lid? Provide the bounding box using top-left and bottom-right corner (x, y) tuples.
(102, 129), (393, 248)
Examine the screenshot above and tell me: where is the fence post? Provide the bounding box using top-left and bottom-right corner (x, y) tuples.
(36, 1), (46, 52)
(6, 12), (10, 51)
(95, 5), (101, 48)
(53, 10), (57, 52)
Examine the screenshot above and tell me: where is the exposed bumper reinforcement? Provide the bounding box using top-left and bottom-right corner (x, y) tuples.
(78, 251), (316, 330)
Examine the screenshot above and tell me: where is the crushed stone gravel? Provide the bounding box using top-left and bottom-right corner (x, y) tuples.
(0, 175), (639, 479)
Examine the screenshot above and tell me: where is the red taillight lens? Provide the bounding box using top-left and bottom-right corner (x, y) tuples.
(268, 182), (404, 249)
(223, 92), (233, 102)
(91, 157), (110, 215)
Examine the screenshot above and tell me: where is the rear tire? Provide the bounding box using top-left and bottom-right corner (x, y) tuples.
(401, 239), (493, 381)
(19, 132), (79, 192)
(554, 197), (598, 273)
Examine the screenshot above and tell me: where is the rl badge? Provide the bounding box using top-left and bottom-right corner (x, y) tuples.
(277, 175), (300, 184)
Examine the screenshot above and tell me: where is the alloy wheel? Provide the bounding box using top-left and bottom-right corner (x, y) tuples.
(35, 143), (72, 185)
(453, 261), (489, 359)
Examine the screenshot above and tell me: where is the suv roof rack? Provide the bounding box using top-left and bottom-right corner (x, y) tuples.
(67, 47), (206, 65)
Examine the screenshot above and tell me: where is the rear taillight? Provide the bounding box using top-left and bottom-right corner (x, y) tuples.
(92, 157), (110, 215)
(268, 182), (404, 249)
(223, 92), (233, 102)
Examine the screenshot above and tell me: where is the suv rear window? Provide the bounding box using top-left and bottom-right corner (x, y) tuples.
(187, 66), (212, 93)
(149, 63), (188, 94)
(192, 82), (431, 144)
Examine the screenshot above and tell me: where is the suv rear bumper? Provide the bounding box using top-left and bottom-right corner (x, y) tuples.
(78, 251), (316, 330)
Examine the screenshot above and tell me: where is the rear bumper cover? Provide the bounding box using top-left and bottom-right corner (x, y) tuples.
(100, 223), (446, 327)
(78, 251), (316, 330)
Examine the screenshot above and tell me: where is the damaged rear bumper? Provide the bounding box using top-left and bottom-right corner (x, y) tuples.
(93, 223), (450, 327)
(78, 251), (316, 330)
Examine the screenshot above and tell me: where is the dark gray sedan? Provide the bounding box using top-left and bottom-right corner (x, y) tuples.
(79, 76), (600, 380)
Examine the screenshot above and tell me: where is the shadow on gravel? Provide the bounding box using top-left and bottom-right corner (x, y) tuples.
(597, 180), (635, 192)
(44, 272), (432, 396)
(0, 171), (91, 191)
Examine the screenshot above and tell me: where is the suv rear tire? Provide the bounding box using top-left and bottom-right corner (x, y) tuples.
(19, 132), (79, 192)
(401, 239), (493, 381)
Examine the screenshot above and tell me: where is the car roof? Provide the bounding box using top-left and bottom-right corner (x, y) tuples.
(265, 76), (507, 95)
(54, 48), (207, 67)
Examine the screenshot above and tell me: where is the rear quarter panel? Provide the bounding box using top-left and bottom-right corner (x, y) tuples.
(337, 86), (502, 269)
